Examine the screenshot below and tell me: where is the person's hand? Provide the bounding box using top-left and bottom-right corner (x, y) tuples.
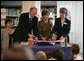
(28, 38), (33, 41)
(60, 36), (64, 40)
(34, 37), (38, 40)
(49, 38), (51, 41)
(52, 33), (57, 38)
(28, 33), (34, 38)
(65, 36), (68, 40)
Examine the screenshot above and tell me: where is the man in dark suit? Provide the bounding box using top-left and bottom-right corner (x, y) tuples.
(13, 7), (38, 42)
(52, 8), (71, 43)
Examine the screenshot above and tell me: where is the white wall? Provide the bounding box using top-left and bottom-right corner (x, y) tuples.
(22, 1), (41, 14)
(35, 1), (41, 21)
(57, 1), (83, 54)
(74, 1), (83, 54)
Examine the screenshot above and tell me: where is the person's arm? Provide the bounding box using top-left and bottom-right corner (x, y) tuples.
(1, 29), (3, 40)
(18, 13), (28, 30)
(1, 29), (9, 43)
(47, 21), (53, 40)
(1, 29), (4, 53)
(51, 19), (58, 34)
(12, 13), (28, 42)
(37, 21), (43, 39)
(1, 29), (9, 52)
(33, 17), (38, 37)
(51, 19), (58, 39)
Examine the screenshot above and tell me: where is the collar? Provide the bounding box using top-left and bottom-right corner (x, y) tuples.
(29, 13), (32, 19)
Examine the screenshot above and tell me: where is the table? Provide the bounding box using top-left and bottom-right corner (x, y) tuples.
(29, 40), (72, 47)
(29, 46), (71, 60)
(29, 40), (61, 47)
(33, 40), (61, 43)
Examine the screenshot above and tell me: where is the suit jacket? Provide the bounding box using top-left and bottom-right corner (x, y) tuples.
(13, 12), (38, 42)
(52, 17), (71, 39)
(38, 20), (53, 40)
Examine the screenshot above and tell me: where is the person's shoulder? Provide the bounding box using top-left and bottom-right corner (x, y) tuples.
(74, 54), (83, 60)
(56, 17), (61, 20)
(1, 28), (6, 31)
(33, 17), (38, 23)
(65, 18), (71, 24)
(21, 12), (29, 15)
(55, 17), (61, 21)
(20, 12), (29, 16)
(38, 20), (43, 23)
(49, 20), (52, 24)
(34, 16), (38, 20)
(65, 18), (70, 22)
(37, 20), (43, 27)
(55, 17), (61, 23)
(1, 28), (7, 32)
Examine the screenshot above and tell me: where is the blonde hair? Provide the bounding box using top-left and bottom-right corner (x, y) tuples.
(35, 51), (47, 60)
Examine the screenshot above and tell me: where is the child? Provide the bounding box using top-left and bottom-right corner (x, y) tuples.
(70, 44), (83, 60)
(53, 49), (64, 60)
(35, 51), (47, 60)
(1, 19), (14, 59)
(3, 43), (35, 60)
